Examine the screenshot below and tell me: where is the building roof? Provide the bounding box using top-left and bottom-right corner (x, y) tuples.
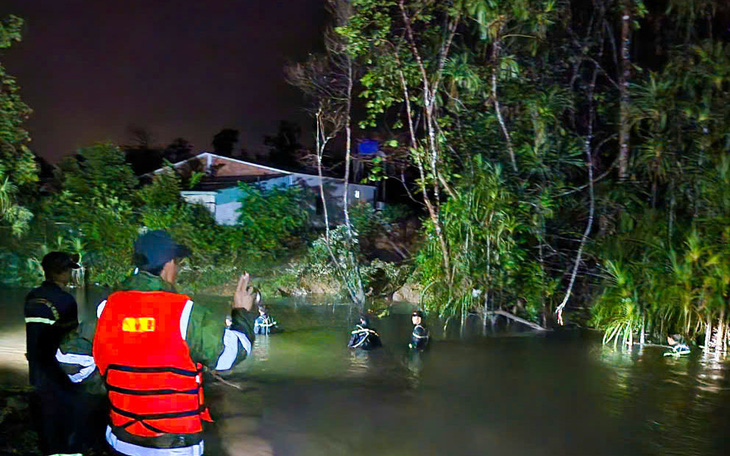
(149, 152), (293, 176)
(194, 174), (287, 191)
(146, 152), (376, 189)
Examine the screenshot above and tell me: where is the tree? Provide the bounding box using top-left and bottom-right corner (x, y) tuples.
(0, 15), (37, 235)
(163, 137), (194, 163)
(287, 0), (368, 307)
(339, 0), (570, 325)
(212, 129), (240, 156)
(52, 143), (139, 284)
(264, 120), (305, 168)
(123, 125), (164, 175)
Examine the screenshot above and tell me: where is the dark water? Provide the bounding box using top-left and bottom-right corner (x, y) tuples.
(2, 289), (730, 455)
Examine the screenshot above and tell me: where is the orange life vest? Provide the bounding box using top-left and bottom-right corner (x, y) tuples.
(93, 290), (212, 439)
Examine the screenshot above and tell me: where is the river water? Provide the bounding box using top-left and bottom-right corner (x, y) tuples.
(2, 288), (730, 455)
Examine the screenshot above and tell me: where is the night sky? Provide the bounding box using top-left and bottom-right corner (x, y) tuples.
(2, 0), (325, 162)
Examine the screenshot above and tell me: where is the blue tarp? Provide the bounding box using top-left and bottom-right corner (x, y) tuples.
(358, 140), (379, 156)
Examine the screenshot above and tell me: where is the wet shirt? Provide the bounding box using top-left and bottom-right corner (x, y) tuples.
(24, 281), (79, 390)
(410, 324), (429, 350)
(348, 324), (382, 350)
(254, 314), (277, 335)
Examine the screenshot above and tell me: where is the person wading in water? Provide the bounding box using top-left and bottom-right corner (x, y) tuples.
(409, 310), (430, 351)
(348, 314), (382, 350)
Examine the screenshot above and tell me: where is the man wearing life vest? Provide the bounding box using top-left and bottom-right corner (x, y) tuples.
(93, 230), (257, 456)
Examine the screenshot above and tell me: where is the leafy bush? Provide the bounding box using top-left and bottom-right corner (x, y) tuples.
(234, 183), (309, 259)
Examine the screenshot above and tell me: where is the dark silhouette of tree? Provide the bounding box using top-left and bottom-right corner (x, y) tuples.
(163, 138), (194, 163)
(212, 129), (240, 157)
(264, 120), (304, 168)
(123, 125), (163, 176)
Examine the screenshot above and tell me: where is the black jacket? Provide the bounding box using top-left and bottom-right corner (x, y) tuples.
(410, 324), (429, 350)
(348, 324), (382, 350)
(24, 281), (79, 390)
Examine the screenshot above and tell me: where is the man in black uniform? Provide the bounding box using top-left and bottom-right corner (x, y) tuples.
(24, 251), (88, 455)
(409, 310), (430, 350)
(348, 314), (382, 350)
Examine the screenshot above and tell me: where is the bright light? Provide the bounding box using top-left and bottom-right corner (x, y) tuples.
(354, 190), (361, 199)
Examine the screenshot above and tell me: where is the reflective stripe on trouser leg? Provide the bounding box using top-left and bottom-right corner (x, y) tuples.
(106, 426), (204, 456)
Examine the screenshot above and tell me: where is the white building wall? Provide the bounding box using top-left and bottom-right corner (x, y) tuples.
(180, 191), (217, 216)
(216, 201), (242, 226)
(181, 175), (377, 227)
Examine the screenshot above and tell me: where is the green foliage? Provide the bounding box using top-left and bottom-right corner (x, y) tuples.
(307, 225), (352, 278)
(591, 5), (730, 345)
(234, 183), (310, 259)
(303, 225), (410, 298)
(0, 177), (33, 236)
(416, 158), (553, 319)
(0, 15), (37, 235)
(337, 0), (730, 338)
(137, 169), (183, 209)
(47, 143), (138, 284)
(58, 143), (137, 198)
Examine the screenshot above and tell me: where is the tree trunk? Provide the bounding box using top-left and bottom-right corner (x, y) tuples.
(490, 310), (548, 332)
(556, 60), (599, 325)
(398, 0), (454, 285)
(715, 310), (725, 357)
(316, 109), (332, 243)
(315, 107), (361, 307)
(640, 313), (646, 345)
(342, 56), (366, 307)
(618, 0), (632, 180)
(704, 314), (712, 353)
(491, 33), (518, 172)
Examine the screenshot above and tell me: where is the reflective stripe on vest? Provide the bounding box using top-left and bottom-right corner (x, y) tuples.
(93, 291), (209, 439)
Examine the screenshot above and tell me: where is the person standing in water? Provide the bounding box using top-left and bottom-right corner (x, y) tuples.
(409, 310), (430, 350)
(24, 252), (98, 455)
(254, 304), (278, 335)
(348, 314), (382, 350)
(665, 334), (691, 356)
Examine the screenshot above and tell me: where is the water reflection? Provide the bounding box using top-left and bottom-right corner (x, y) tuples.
(346, 349), (370, 377)
(253, 333), (271, 363)
(403, 351), (424, 388)
(596, 344), (730, 455)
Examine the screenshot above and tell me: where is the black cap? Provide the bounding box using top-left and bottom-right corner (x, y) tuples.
(41, 252), (81, 274)
(412, 310), (424, 318)
(133, 230), (191, 272)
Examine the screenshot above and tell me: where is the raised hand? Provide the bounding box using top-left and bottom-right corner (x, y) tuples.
(232, 273), (256, 311)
